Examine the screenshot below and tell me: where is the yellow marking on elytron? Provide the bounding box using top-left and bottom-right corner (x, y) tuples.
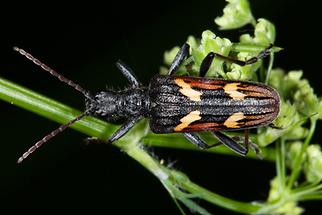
(224, 112), (245, 128)
(174, 78), (202, 101)
(223, 83), (246, 100)
(174, 110), (201, 131)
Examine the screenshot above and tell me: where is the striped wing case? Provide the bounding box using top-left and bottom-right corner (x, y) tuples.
(149, 75), (280, 133)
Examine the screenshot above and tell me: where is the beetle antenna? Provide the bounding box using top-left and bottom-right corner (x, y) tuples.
(17, 111), (89, 164)
(13, 47), (92, 99)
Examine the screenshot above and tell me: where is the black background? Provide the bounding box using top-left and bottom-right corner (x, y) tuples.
(1, 0), (321, 214)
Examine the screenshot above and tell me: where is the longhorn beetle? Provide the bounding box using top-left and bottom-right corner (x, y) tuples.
(14, 43), (280, 163)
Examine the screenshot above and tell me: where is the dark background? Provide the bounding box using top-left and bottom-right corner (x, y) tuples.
(1, 0), (321, 214)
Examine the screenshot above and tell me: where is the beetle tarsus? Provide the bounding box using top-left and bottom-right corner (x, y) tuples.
(212, 131), (248, 156)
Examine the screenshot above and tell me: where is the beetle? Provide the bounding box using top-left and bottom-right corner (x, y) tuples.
(14, 43), (280, 163)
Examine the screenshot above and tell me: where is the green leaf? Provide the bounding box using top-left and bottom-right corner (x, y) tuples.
(187, 35), (200, 50)
(287, 141), (305, 170)
(227, 51), (261, 80)
(215, 0), (254, 30)
(319, 100), (322, 119)
(240, 18), (276, 45)
(304, 145), (322, 183)
(269, 69), (321, 118)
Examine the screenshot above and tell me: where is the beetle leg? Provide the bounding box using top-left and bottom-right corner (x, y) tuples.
(199, 52), (215, 77)
(108, 116), (141, 143)
(243, 130), (263, 159)
(207, 44), (273, 67)
(115, 60), (140, 87)
(213, 130), (263, 158)
(183, 132), (209, 149)
(168, 43), (190, 75)
(212, 131), (248, 156)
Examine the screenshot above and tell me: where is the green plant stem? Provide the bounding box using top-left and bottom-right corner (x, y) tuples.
(232, 43), (267, 53)
(232, 43), (282, 53)
(124, 143), (263, 214)
(293, 184), (322, 199)
(292, 182), (321, 193)
(265, 52), (274, 84)
(0, 76), (118, 140)
(179, 180), (262, 214)
(276, 138), (286, 192)
(299, 193), (322, 201)
(287, 119), (317, 189)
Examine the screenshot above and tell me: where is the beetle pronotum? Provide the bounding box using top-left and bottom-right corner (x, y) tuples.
(14, 43), (280, 163)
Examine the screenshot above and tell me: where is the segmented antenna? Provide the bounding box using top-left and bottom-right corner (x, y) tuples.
(13, 47), (95, 163)
(13, 47), (91, 99)
(17, 111), (88, 164)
